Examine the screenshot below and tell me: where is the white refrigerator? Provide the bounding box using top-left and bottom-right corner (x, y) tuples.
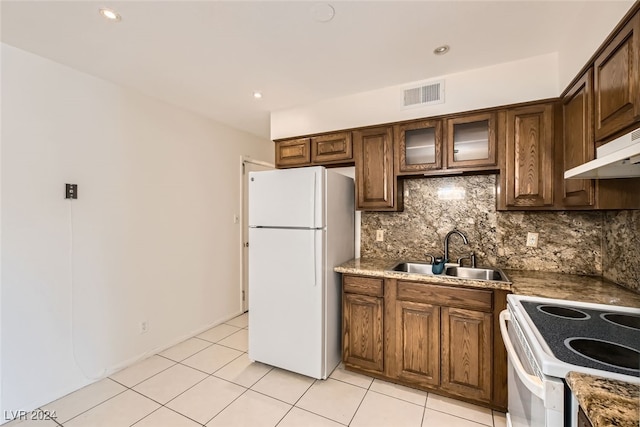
(248, 166), (355, 379)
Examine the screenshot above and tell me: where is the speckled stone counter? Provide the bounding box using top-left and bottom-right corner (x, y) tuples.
(334, 257), (512, 291)
(335, 258), (640, 307)
(506, 269), (640, 308)
(566, 372), (639, 427)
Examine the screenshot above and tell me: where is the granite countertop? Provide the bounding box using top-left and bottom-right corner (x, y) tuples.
(334, 257), (512, 291)
(566, 372), (639, 427)
(335, 258), (640, 307)
(505, 269), (640, 307)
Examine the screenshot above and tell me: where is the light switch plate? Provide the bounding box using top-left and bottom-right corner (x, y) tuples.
(376, 229), (385, 242)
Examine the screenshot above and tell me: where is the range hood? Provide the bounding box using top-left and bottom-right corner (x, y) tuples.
(565, 128), (640, 179)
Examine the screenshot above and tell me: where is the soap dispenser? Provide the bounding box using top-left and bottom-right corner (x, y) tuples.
(432, 256), (446, 274)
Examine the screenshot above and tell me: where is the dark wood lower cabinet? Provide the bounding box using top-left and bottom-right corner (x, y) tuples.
(441, 307), (492, 401)
(342, 274), (508, 411)
(343, 292), (384, 373)
(395, 300), (440, 387)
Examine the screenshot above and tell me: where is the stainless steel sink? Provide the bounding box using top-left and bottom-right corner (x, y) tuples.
(388, 262), (434, 275)
(387, 262), (510, 283)
(445, 266), (508, 282)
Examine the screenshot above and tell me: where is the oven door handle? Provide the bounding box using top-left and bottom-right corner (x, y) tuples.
(499, 310), (545, 399)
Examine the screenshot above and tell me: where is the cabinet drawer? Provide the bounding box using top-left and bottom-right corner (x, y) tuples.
(396, 281), (492, 312)
(275, 138), (311, 167)
(312, 132), (353, 164)
(343, 275), (384, 297)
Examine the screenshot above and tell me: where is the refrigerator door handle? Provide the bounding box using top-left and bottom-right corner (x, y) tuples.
(314, 231), (323, 288)
(313, 231), (318, 287)
(312, 170), (317, 227)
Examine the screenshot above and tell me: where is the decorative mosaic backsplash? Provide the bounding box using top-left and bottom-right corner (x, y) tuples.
(361, 174), (638, 291)
(602, 210), (640, 292)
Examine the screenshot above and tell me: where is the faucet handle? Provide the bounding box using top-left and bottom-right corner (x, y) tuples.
(457, 251), (476, 268)
(425, 253), (435, 264)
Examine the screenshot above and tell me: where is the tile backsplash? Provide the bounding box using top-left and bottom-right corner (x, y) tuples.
(361, 174), (639, 291)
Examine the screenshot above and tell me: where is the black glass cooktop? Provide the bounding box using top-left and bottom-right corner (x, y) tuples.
(521, 301), (640, 377)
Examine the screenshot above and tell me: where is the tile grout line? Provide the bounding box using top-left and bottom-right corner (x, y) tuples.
(110, 358), (178, 389)
(201, 386), (253, 426)
(420, 396), (427, 427)
(159, 340), (215, 364)
(112, 360), (223, 426)
(154, 349), (260, 425)
(176, 347), (246, 377)
(196, 328), (242, 344)
(127, 383), (208, 426)
(426, 406), (493, 426)
(366, 388), (427, 408)
(325, 374), (373, 390)
(58, 385), (129, 426)
(345, 377), (375, 426)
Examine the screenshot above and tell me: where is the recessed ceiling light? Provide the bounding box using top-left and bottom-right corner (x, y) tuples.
(433, 45), (450, 55)
(253, 91), (263, 99)
(99, 8), (121, 21)
(311, 3), (335, 23)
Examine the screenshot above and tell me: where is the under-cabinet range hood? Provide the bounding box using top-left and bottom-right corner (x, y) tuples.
(565, 128), (640, 179)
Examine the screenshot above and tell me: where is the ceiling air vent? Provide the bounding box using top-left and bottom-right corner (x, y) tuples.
(402, 79), (445, 109)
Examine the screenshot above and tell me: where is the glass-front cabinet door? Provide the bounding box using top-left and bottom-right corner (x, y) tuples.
(446, 112), (497, 169)
(395, 119), (443, 175)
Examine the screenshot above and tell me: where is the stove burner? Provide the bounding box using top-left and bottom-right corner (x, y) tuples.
(565, 338), (640, 372)
(601, 313), (640, 331)
(537, 305), (590, 320)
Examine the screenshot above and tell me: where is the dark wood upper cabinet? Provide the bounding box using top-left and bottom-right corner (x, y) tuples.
(395, 120), (443, 175)
(275, 138), (311, 168)
(311, 132), (353, 165)
(502, 103), (555, 208)
(594, 9), (640, 142)
(395, 114), (497, 176)
(446, 112), (498, 169)
(561, 69), (596, 208)
(353, 126), (401, 211)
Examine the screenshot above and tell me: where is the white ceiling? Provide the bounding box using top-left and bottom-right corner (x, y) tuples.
(1, 1), (633, 139)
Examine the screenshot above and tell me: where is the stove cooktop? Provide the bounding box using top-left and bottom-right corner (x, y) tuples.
(520, 301), (640, 378)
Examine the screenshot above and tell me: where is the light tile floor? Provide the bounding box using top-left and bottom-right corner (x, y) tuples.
(5, 312), (507, 427)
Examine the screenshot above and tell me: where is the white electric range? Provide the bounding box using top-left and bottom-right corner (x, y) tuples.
(500, 294), (640, 427)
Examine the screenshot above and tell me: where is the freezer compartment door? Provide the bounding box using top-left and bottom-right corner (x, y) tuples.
(248, 167), (325, 228)
(248, 227), (325, 378)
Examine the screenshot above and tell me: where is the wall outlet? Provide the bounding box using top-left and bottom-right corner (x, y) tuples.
(140, 321), (149, 334)
(526, 232), (539, 248)
(65, 183), (78, 199)
(376, 229), (385, 242)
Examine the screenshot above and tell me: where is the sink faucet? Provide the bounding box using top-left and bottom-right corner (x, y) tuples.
(444, 229), (469, 263)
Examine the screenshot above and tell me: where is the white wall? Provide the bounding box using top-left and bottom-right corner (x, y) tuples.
(0, 43), (273, 417)
(330, 167), (360, 258)
(557, 0), (634, 91)
(271, 53), (559, 139)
